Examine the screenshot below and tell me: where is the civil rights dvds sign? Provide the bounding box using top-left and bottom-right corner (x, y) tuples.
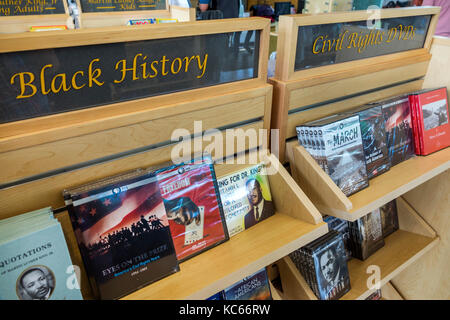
(295, 15), (431, 71)
(0, 31), (260, 123)
(0, 0), (65, 16)
(79, 0), (166, 13)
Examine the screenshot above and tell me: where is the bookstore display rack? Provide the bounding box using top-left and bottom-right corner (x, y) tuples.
(0, 17), (328, 300)
(0, 0), (74, 33)
(269, 7), (450, 300)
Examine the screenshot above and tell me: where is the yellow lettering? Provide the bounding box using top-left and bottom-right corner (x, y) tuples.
(183, 56), (196, 72)
(88, 58), (104, 87)
(312, 36), (323, 54)
(386, 27), (397, 43)
(114, 59), (132, 84)
(149, 61), (158, 78)
(10, 72), (37, 99)
(40, 64), (52, 95)
(161, 55), (169, 76)
(72, 71), (85, 90)
(171, 57), (182, 74)
(347, 32), (358, 48)
(51, 73), (71, 93)
(196, 54), (208, 79)
(132, 53), (141, 80)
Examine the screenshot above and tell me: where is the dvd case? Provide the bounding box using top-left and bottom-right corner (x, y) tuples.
(348, 209), (385, 261)
(380, 200), (399, 238)
(379, 95), (415, 166)
(299, 114), (369, 196)
(223, 268), (272, 300)
(323, 215), (352, 261)
(64, 171), (179, 300)
(156, 156), (229, 262)
(217, 163), (275, 237)
(343, 104), (390, 178)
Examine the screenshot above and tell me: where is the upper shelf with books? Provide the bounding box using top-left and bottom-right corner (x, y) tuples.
(286, 140), (450, 221)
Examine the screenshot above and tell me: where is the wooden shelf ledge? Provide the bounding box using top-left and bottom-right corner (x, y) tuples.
(277, 197), (439, 300)
(286, 140), (450, 221)
(122, 214), (327, 300)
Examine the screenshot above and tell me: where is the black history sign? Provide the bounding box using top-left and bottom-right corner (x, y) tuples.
(79, 0), (166, 13)
(0, 31), (260, 123)
(0, 0), (65, 16)
(295, 15), (431, 71)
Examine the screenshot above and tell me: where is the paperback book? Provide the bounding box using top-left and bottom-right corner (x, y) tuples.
(0, 207), (83, 300)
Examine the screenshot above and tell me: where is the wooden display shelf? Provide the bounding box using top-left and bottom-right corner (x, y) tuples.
(277, 197), (439, 300)
(124, 213), (326, 300)
(120, 153), (327, 300)
(286, 140), (450, 221)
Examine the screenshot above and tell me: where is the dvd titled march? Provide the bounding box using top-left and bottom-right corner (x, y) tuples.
(156, 156), (228, 262)
(223, 268), (272, 300)
(217, 163), (275, 237)
(301, 114), (369, 196)
(0, 207), (83, 300)
(64, 171), (179, 300)
(380, 95), (415, 166)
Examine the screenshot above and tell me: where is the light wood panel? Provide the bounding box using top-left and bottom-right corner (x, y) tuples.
(0, 87), (271, 184)
(392, 170), (450, 300)
(0, 122), (263, 219)
(0, 17), (270, 52)
(277, 197), (438, 300)
(287, 61), (429, 112)
(381, 282), (404, 300)
(286, 142), (450, 221)
(0, 83), (271, 153)
(423, 36), (450, 97)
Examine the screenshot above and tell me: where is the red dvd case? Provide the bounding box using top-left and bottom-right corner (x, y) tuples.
(409, 87), (450, 155)
(156, 157), (228, 262)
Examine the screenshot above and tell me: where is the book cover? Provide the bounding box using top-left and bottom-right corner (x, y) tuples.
(0, 219), (83, 300)
(156, 157), (228, 262)
(217, 163), (275, 237)
(381, 96), (415, 166)
(223, 268), (272, 300)
(66, 171), (179, 300)
(411, 87), (450, 155)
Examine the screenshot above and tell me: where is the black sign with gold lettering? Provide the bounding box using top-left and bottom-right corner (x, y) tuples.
(79, 0), (166, 13)
(0, 31), (260, 123)
(0, 0), (65, 16)
(295, 15), (431, 71)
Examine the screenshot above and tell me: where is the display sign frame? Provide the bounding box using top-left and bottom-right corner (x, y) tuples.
(275, 7), (441, 81)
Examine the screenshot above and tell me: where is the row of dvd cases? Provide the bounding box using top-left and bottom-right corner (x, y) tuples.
(0, 7), (449, 299)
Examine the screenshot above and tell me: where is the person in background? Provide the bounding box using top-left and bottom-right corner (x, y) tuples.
(198, 0), (240, 19)
(422, 0), (450, 37)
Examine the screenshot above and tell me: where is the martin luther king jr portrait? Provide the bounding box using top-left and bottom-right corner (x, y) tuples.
(244, 178), (274, 230)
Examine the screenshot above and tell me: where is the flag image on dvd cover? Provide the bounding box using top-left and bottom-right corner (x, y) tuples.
(156, 157), (228, 262)
(382, 96), (415, 166)
(66, 172), (179, 300)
